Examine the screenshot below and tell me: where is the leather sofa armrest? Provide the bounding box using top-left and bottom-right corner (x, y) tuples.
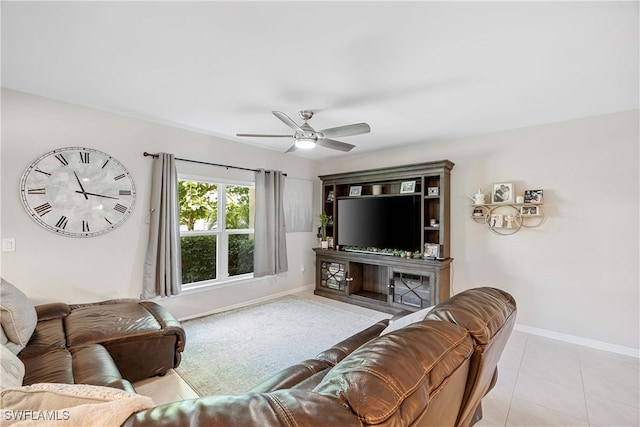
(139, 301), (185, 352)
(35, 303), (70, 321)
(316, 319), (389, 366)
(105, 378), (136, 393)
(68, 299), (139, 310)
(249, 359), (331, 393)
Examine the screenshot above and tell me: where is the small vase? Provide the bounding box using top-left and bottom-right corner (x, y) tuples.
(321, 241), (329, 249)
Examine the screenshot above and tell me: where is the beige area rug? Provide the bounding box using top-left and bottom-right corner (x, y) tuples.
(175, 294), (389, 396)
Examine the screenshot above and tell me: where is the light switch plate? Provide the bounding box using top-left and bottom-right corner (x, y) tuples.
(2, 238), (16, 252)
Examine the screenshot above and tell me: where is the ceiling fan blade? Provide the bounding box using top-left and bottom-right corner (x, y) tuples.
(272, 111), (304, 132)
(285, 143), (298, 153)
(318, 123), (370, 138)
(316, 138), (355, 152)
(236, 133), (293, 138)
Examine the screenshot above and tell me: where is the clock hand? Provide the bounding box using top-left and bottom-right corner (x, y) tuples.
(73, 171), (89, 200)
(74, 190), (119, 200)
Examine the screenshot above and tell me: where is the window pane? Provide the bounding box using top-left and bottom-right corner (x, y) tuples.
(226, 185), (253, 230)
(181, 235), (216, 283)
(179, 181), (218, 231)
(228, 234), (254, 276)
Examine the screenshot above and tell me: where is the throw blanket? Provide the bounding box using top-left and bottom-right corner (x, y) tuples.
(1, 383), (155, 427)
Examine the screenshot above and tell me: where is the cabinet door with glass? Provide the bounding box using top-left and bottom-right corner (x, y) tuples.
(318, 259), (348, 293)
(389, 269), (437, 310)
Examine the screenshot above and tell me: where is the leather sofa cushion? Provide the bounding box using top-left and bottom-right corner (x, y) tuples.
(22, 348), (74, 385)
(426, 287), (517, 346)
(18, 317), (67, 359)
(315, 320), (473, 425)
(71, 345), (126, 387)
(65, 303), (162, 347)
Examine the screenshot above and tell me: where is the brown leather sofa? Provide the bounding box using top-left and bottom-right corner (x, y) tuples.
(124, 287), (516, 427)
(18, 298), (185, 392)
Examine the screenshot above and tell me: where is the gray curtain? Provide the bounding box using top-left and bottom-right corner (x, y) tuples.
(142, 153), (182, 298)
(254, 169), (288, 277)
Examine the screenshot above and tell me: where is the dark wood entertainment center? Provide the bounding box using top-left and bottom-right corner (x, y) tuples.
(315, 160), (454, 314)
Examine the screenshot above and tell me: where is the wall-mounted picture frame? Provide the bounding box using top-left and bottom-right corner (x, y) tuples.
(524, 189), (543, 204)
(400, 181), (416, 194)
(492, 182), (514, 204)
(427, 186), (439, 196)
(349, 186), (362, 197)
(520, 205), (540, 216)
(490, 213), (504, 228)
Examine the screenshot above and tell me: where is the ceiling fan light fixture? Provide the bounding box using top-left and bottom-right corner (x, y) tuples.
(294, 138), (316, 149)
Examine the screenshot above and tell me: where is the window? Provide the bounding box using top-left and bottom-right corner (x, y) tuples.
(178, 177), (255, 286)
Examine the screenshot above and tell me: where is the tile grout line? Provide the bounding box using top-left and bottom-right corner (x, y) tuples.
(502, 333), (529, 426)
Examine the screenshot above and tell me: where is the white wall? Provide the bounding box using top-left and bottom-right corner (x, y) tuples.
(1, 89), (320, 317)
(319, 110), (639, 352)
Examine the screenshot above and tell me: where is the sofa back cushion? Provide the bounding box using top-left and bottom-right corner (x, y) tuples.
(0, 279), (37, 354)
(426, 287), (517, 427)
(314, 320), (473, 425)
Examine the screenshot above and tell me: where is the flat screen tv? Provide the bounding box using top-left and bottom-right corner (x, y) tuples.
(337, 195), (421, 252)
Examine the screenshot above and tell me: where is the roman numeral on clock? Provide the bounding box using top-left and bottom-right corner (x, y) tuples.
(35, 168), (51, 176)
(34, 203), (52, 216)
(27, 188), (46, 195)
(55, 154), (69, 166)
(82, 221), (90, 232)
(55, 216), (68, 229)
(80, 152), (90, 164)
(114, 203), (128, 214)
(114, 174), (126, 181)
(119, 190), (132, 196)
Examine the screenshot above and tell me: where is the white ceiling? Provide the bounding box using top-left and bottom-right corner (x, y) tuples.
(2, 1), (638, 160)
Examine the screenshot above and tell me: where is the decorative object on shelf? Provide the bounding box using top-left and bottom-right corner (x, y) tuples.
(424, 243), (440, 259)
(524, 189), (543, 204)
(504, 215), (515, 229)
(473, 189), (486, 205)
(515, 195), (524, 204)
(492, 182), (513, 204)
(520, 205), (541, 216)
(472, 207), (485, 218)
(326, 190), (334, 202)
(318, 212), (332, 249)
(372, 185), (382, 195)
(20, 147), (136, 237)
(400, 181), (416, 193)
(429, 219), (438, 227)
(349, 186), (362, 196)
(427, 186), (439, 196)
(490, 213), (504, 228)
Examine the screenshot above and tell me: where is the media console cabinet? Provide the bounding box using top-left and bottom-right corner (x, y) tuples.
(315, 160), (454, 313)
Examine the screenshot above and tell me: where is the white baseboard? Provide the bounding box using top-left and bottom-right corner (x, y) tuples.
(514, 324), (639, 358)
(177, 283), (315, 322)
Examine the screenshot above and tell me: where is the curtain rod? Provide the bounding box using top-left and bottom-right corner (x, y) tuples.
(143, 152), (286, 175)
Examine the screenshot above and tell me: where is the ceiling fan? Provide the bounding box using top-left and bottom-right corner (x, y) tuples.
(236, 110), (370, 153)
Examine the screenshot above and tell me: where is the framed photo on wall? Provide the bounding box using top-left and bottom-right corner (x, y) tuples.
(492, 182), (514, 204)
(524, 189), (543, 204)
(520, 205), (540, 216)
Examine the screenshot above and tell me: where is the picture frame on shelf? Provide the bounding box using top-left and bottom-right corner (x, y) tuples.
(520, 205), (540, 216)
(492, 182), (514, 204)
(427, 186), (439, 196)
(349, 186), (362, 197)
(400, 181), (416, 194)
(524, 189), (543, 204)
(424, 243), (440, 259)
(490, 213), (504, 228)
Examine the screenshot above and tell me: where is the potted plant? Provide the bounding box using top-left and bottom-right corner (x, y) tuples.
(318, 212), (332, 249)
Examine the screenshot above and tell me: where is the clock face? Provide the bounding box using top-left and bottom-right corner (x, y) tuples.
(20, 147), (136, 237)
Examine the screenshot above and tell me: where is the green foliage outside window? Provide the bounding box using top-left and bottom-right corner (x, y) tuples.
(181, 235), (216, 284)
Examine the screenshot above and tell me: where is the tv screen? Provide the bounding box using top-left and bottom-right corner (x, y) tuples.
(337, 196), (421, 251)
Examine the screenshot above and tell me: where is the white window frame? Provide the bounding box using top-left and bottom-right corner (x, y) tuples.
(179, 174), (255, 289)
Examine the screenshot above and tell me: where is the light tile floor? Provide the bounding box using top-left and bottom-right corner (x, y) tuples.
(135, 292), (640, 426)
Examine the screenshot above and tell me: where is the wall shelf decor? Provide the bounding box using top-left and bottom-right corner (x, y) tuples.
(470, 187), (545, 236)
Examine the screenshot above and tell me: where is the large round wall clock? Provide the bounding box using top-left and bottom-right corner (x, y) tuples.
(20, 147), (136, 237)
